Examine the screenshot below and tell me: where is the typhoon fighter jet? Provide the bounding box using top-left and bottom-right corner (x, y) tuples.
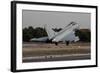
(30, 22), (79, 45)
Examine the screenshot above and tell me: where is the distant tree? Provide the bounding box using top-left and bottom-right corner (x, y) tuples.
(23, 26), (47, 42)
(23, 28), (31, 42)
(34, 27), (47, 38)
(28, 26), (34, 38)
(75, 29), (91, 42)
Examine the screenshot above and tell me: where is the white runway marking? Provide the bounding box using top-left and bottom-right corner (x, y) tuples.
(23, 53), (90, 60)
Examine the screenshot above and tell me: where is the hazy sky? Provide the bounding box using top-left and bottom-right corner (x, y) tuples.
(22, 10), (91, 29)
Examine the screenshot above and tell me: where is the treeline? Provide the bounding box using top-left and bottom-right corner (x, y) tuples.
(75, 29), (91, 42)
(23, 26), (47, 42)
(23, 26), (91, 42)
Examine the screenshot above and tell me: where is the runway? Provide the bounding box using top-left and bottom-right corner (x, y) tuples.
(22, 42), (91, 63)
(23, 53), (90, 62)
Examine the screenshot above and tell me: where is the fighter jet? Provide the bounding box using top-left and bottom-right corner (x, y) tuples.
(30, 22), (79, 45)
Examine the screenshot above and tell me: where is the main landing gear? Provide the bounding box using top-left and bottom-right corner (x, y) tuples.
(65, 41), (69, 46)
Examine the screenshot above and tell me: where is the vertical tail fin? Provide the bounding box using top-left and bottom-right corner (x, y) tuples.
(44, 24), (56, 40)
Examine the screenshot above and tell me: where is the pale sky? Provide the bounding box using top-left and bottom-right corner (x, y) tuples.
(22, 10), (91, 29)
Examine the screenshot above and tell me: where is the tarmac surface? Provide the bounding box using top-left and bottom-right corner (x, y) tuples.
(22, 42), (90, 63)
